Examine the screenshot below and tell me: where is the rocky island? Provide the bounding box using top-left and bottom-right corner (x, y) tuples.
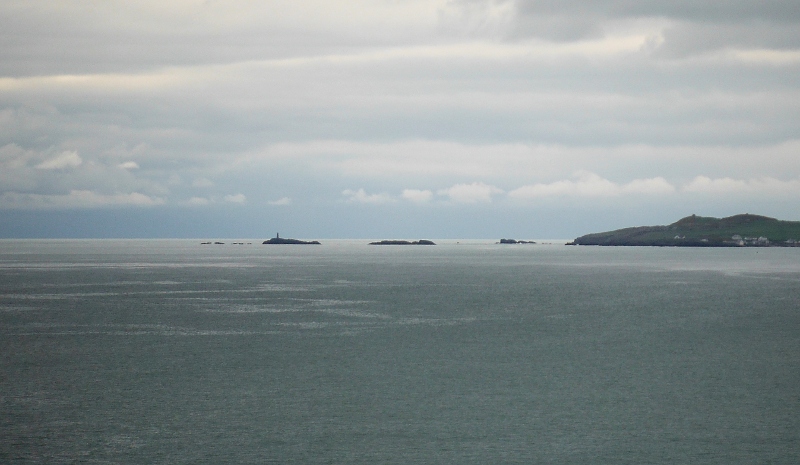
(498, 239), (536, 244)
(262, 233), (320, 245)
(369, 240), (436, 245)
(568, 214), (800, 247)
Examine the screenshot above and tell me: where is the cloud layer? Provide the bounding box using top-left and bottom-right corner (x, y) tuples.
(1, 1), (798, 236)
(338, 172), (799, 207)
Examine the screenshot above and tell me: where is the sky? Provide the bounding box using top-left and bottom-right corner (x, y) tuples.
(1, 0), (799, 239)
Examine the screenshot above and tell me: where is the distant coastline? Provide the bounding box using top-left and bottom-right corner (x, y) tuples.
(568, 214), (800, 247)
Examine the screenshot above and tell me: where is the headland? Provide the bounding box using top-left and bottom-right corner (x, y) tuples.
(568, 214), (800, 247)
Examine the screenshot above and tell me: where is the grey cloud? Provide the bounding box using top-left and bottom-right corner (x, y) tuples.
(444, 0), (800, 56)
(0, 190), (164, 210)
(0, 141), (170, 210)
(2, 1), (799, 233)
(0, 1), (439, 77)
(3, 25), (798, 153)
(118, 161), (139, 170)
(437, 182), (503, 204)
(402, 189), (434, 203)
(223, 194), (247, 204)
(656, 21), (800, 57)
(341, 189), (395, 204)
(509, 172), (675, 199)
(511, 0), (800, 24)
(192, 178), (214, 188)
(507, 14), (604, 41)
(35, 151), (82, 170)
(268, 197), (292, 206)
(683, 175), (800, 195)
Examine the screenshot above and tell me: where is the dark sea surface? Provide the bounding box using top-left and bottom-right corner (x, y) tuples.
(1, 239), (799, 464)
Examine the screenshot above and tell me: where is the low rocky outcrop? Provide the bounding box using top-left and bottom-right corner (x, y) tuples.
(262, 234), (320, 245)
(369, 240), (436, 245)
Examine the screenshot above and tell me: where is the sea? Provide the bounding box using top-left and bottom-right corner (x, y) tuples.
(1, 239), (798, 464)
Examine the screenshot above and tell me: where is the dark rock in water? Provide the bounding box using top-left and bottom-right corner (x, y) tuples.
(200, 242), (211, 245)
(369, 240), (436, 245)
(214, 242), (225, 245)
(262, 233), (320, 245)
(262, 237), (321, 245)
(499, 239), (536, 244)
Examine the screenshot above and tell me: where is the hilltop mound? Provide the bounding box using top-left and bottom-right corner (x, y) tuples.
(569, 214), (800, 247)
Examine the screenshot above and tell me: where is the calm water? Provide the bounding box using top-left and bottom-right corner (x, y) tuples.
(1, 240), (799, 464)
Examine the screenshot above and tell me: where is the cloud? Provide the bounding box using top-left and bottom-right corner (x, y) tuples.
(683, 176), (746, 193)
(2, 2), (800, 237)
(268, 197), (292, 206)
(342, 188), (395, 204)
(508, 172), (798, 200)
(185, 196), (210, 206)
(224, 193), (246, 203)
(259, 140), (540, 179)
(0, 0), (444, 76)
(0, 190), (164, 210)
(683, 176), (800, 195)
(509, 171), (675, 199)
(510, 172), (617, 197)
(655, 22), (800, 59)
(621, 177), (676, 194)
(401, 189), (433, 203)
(438, 182), (503, 203)
(118, 161), (139, 170)
(508, 0), (800, 24)
(35, 151), (82, 170)
(192, 177), (214, 188)
(436, 0), (800, 63)
(729, 48), (800, 66)
(249, 140), (800, 184)
(180, 194), (245, 205)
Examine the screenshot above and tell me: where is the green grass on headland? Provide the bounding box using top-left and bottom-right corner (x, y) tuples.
(570, 214), (800, 247)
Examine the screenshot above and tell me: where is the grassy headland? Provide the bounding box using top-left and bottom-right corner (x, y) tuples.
(569, 214), (800, 247)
